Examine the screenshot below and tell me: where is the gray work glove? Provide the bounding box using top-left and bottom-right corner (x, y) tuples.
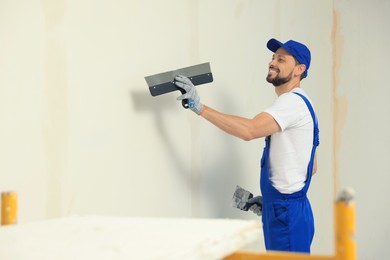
(246, 196), (263, 216)
(174, 75), (204, 115)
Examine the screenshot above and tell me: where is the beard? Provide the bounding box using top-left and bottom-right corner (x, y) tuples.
(266, 70), (293, 87)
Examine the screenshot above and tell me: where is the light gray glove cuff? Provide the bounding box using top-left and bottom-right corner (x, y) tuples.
(188, 99), (204, 115)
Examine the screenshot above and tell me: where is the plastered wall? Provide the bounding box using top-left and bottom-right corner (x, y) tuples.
(1, 0), (389, 258)
(333, 0), (390, 259)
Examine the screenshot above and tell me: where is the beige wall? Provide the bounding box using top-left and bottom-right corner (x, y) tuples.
(333, 0), (390, 259)
(0, 0), (388, 258)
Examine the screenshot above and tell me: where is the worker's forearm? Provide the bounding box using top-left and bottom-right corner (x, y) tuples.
(200, 105), (260, 141)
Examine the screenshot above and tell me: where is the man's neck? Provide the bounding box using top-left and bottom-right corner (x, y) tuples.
(275, 80), (301, 96)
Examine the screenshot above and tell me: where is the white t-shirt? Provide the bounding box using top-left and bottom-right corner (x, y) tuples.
(264, 88), (314, 194)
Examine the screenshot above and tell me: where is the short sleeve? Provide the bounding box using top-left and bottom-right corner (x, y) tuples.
(264, 92), (307, 131)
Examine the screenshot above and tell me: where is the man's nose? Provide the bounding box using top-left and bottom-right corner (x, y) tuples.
(269, 59), (276, 67)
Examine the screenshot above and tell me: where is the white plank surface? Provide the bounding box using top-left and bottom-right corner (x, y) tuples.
(0, 216), (261, 260)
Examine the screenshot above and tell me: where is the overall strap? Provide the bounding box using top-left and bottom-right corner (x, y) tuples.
(293, 92), (320, 147)
(293, 92), (319, 193)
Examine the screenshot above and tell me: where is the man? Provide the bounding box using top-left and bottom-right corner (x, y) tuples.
(175, 38), (319, 253)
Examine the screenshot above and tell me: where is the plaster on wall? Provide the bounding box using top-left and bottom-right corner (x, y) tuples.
(331, 8), (348, 199)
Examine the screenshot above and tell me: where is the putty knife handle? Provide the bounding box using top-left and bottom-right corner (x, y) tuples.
(178, 87), (189, 109)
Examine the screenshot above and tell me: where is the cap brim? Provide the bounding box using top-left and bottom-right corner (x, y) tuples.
(267, 38), (284, 52)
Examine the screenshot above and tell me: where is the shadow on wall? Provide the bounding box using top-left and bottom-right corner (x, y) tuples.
(130, 89), (188, 176)
(130, 88), (249, 219)
(197, 90), (252, 219)
(131, 88), (177, 112)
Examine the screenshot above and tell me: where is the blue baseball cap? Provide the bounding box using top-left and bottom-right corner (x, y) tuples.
(267, 38), (311, 78)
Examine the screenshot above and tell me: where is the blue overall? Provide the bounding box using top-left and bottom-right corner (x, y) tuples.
(260, 92), (320, 253)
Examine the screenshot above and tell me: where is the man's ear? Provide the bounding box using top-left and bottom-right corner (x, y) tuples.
(295, 64), (306, 78)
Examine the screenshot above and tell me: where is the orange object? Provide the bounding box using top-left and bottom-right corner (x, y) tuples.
(335, 199), (356, 260)
(1, 191), (18, 225)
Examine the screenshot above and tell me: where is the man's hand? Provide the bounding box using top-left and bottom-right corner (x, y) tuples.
(245, 196), (262, 216)
(175, 75), (204, 115)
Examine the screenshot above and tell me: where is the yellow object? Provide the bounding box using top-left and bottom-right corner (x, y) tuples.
(1, 191), (18, 225)
(224, 188), (356, 260)
(335, 198), (356, 260)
